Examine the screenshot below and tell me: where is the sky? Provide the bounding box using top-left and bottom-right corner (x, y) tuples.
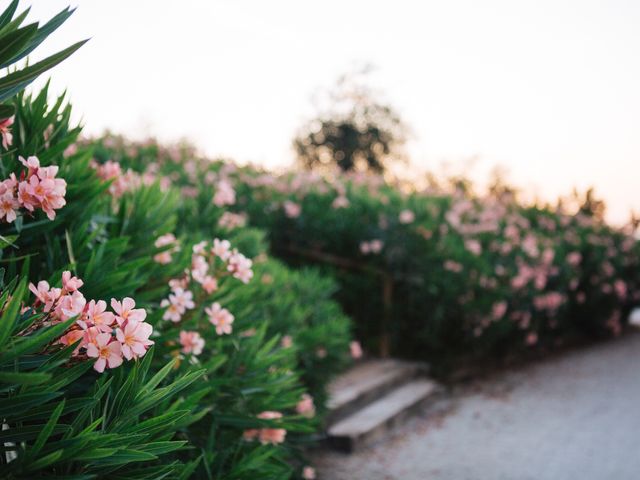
(15, 0), (640, 223)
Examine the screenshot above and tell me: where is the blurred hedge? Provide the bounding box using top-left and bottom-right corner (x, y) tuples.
(86, 133), (640, 374)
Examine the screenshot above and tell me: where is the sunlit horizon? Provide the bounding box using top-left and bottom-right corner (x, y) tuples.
(20, 0), (640, 224)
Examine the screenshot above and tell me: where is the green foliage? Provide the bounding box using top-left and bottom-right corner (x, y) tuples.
(0, 3), (350, 479)
(0, 1), (86, 104)
(89, 132), (640, 377)
(0, 279), (204, 478)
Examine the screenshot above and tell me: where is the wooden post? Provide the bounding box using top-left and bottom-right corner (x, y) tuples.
(381, 274), (393, 358)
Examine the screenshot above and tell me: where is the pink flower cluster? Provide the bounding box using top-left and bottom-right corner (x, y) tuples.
(218, 211), (247, 230)
(350, 340), (363, 359)
(0, 116), (13, 149)
(179, 330), (205, 355)
(0, 156), (67, 223)
(533, 292), (565, 312)
(213, 179), (236, 207)
(161, 237), (253, 324)
(296, 393), (316, 418)
(243, 411), (287, 445)
(28, 272), (152, 373)
(283, 200), (301, 218)
(154, 233), (180, 264)
(206, 302), (234, 335)
(92, 159), (139, 197)
(360, 239), (383, 255)
(302, 466), (317, 479)
(160, 238), (253, 352)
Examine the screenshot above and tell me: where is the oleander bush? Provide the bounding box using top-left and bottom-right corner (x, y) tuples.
(0, 2), (351, 479)
(85, 132), (640, 375)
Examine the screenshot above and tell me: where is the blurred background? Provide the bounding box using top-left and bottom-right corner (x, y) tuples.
(26, 0), (640, 223)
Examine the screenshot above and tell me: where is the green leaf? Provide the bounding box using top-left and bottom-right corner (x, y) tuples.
(0, 104), (15, 118)
(136, 441), (187, 456)
(25, 449), (63, 471)
(29, 399), (65, 459)
(0, 317), (74, 364)
(0, 23), (37, 67)
(0, 370), (51, 385)
(140, 356), (176, 394)
(0, 39), (88, 102)
(0, 1), (19, 30)
(3, 7), (76, 67)
(0, 276), (26, 347)
(91, 449), (157, 466)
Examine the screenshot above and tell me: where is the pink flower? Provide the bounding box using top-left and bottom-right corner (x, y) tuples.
(155, 233), (177, 248)
(243, 429), (259, 441)
(86, 332), (123, 373)
(171, 288), (195, 311)
(192, 241), (207, 254)
(93, 160), (134, 197)
(160, 299), (183, 322)
(491, 301), (507, 320)
(302, 466), (316, 480)
(62, 271), (84, 293)
(19, 155), (39, 173)
(614, 280), (627, 300)
(332, 196), (350, 209)
(179, 330), (205, 355)
(218, 211), (247, 230)
(111, 297), (147, 326)
(154, 233), (179, 264)
(17, 181), (37, 212)
(361, 239), (384, 255)
(350, 340), (363, 359)
(26, 174), (66, 220)
(116, 320), (153, 360)
(153, 252), (172, 264)
(0, 117), (13, 149)
(201, 275), (218, 294)
(296, 394), (315, 418)
(399, 209), (415, 224)
(533, 292), (565, 311)
(212, 238), (232, 261)
(213, 179), (236, 206)
(281, 335), (293, 348)
(567, 251), (582, 267)
(0, 190), (19, 223)
(525, 332), (538, 346)
(444, 260), (463, 273)
(283, 200), (301, 218)
(465, 239), (482, 255)
(227, 251), (254, 284)
(169, 277), (189, 291)
(55, 291), (87, 321)
(191, 254), (209, 282)
(161, 288), (195, 322)
(81, 299), (115, 332)
(29, 280), (61, 312)
(59, 329), (86, 355)
(206, 302), (234, 335)
(257, 411), (286, 445)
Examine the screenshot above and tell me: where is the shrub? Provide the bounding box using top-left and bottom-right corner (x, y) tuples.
(86, 132), (640, 375)
(0, 2), (352, 478)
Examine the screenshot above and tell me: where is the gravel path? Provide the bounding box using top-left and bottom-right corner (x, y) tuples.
(314, 333), (640, 480)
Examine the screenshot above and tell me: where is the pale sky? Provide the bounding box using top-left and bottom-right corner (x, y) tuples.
(18, 0), (640, 223)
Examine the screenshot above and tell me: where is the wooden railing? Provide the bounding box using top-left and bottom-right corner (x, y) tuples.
(277, 244), (393, 357)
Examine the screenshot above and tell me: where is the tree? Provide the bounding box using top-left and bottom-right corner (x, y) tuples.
(294, 68), (408, 173)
